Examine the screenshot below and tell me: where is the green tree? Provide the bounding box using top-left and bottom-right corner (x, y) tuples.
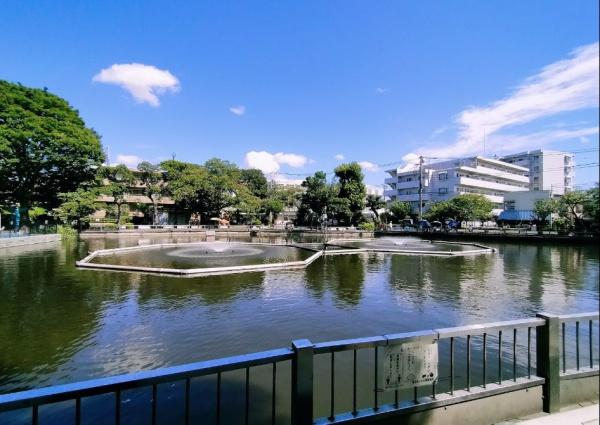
(0, 80), (104, 210)
(449, 194), (493, 224)
(365, 194), (385, 222)
(297, 171), (333, 226)
(137, 162), (167, 225)
(101, 164), (135, 225)
(424, 200), (454, 222)
(389, 201), (412, 222)
(557, 191), (587, 230)
(53, 188), (101, 231)
(240, 168), (268, 198)
(333, 162), (366, 225)
(583, 186), (599, 227)
(261, 198), (284, 224)
(532, 199), (558, 229)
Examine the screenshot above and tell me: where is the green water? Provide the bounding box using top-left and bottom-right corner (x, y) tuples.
(0, 235), (598, 424)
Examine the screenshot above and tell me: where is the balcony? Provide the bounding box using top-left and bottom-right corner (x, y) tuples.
(459, 176), (527, 193)
(459, 165), (529, 184)
(384, 177), (397, 185)
(395, 193), (431, 202)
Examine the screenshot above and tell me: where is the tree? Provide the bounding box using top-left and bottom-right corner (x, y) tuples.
(424, 200), (454, 222)
(333, 162), (366, 225)
(53, 189), (101, 231)
(101, 165), (135, 225)
(558, 191), (587, 230)
(240, 169), (268, 198)
(365, 194), (385, 222)
(389, 201), (412, 222)
(297, 171), (333, 226)
(583, 186), (599, 227)
(137, 162), (167, 225)
(0, 80), (104, 210)
(532, 199), (558, 229)
(449, 194), (493, 224)
(261, 198), (284, 224)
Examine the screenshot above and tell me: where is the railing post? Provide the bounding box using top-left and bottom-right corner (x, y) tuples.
(292, 339), (314, 425)
(536, 313), (560, 413)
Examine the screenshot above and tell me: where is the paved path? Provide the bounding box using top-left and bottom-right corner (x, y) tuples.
(498, 403), (598, 425)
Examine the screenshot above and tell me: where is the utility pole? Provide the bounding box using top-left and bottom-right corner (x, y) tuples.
(418, 155), (424, 221)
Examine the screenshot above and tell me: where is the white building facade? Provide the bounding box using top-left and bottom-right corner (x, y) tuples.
(499, 149), (575, 195)
(384, 156), (530, 214)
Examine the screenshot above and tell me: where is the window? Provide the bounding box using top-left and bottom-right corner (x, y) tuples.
(533, 177), (539, 182)
(439, 187), (448, 194)
(438, 172), (448, 181)
(533, 187), (539, 191)
(406, 177), (412, 182)
(533, 166), (539, 172)
(505, 201), (515, 211)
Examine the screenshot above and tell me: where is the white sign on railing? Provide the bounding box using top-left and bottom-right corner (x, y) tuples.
(380, 339), (438, 391)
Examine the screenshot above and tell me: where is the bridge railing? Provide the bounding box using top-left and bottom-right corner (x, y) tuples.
(0, 312), (597, 425)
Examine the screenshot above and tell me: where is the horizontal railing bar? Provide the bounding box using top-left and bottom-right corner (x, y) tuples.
(314, 376), (545, 424)
(558, 312), (599, 322)
(559, 367), (599, 380)
(436, 318), (545, 339)
(313, 336), (387, 354)
(0, 348), (293, 412)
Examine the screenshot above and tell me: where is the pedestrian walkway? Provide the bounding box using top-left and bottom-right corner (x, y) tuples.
(497, 403), (598, 425)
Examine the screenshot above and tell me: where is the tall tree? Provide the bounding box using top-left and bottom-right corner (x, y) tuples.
(137, 162), (167, 225)
(0, 80), (104, 210)
(333, 162), (366, 225)
(240, 168), (268, 198)
(101, 164), (135, 225)
(365, 194), (386, 221)
(558, 191), (587, 230)
(297, 171), (332, 225)
(449, 194), (493, 224)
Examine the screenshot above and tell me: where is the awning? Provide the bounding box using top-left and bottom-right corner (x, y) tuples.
(497, 210), (535, 221)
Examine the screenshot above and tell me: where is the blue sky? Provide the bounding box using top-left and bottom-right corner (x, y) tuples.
(2, 1), (598, 189)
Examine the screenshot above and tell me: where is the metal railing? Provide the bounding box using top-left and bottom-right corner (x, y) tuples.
(0, 312), (597, 425)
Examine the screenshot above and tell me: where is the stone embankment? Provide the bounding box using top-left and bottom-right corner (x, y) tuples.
(0, 234), (61, 248)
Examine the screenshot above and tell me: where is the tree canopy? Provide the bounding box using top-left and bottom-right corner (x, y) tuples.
(0, 80), (104, 210)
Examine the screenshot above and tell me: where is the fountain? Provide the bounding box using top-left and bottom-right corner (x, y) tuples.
(76, 238), (494, 277)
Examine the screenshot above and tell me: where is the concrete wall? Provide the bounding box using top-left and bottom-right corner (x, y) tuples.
(371, 386), (543, 425)
(560, 374), (600, 407)
(0, 234), (61, 248)
(504, 190), (551, 210)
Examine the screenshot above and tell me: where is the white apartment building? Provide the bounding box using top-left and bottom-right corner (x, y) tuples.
(499, 149), (575, 195)
(384, 156), (530, 214)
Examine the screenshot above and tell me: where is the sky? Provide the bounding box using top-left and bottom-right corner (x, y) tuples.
(2, 1), (599, 190)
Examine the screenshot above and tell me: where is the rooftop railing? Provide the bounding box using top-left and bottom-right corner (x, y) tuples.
(0, 311), (597, 425)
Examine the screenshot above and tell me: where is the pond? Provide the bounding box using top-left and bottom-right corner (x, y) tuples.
(0, 234), (598, 423)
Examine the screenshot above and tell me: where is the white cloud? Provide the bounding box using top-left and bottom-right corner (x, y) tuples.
(486, 126), (599, 153)
(375, 87), (388, 94)
(580, 136), (590, 144)
(93, 63), (180, 107)
(358, 161), (379, 172)
(366, 184), (384, 196)
(115, 154), (143, 168)
(398, 42), (599, 163)
(273, 152), (308, 168)
(244, 151), (308, 174)
(229, 105), (246, 116)
(334, 154), (345, 161)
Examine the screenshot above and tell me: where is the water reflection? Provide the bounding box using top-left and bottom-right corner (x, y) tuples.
(0, 236), (597, 397)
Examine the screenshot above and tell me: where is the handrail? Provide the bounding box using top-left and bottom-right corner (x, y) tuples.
(557, 312), (599, 322)
(0, 347), (292, 412)
(436, 318), (546, 339)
